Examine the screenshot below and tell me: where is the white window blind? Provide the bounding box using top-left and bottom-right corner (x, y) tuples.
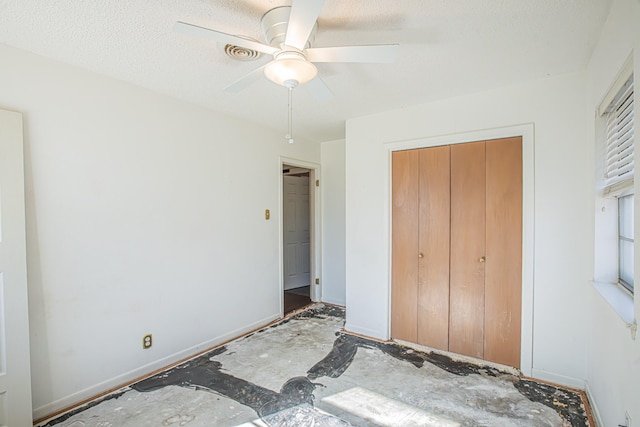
(604, 75), (634, 194)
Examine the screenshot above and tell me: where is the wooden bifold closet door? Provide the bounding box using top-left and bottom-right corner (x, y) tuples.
(391, 137), (522, 368)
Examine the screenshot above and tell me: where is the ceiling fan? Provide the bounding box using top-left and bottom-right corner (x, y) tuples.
(174, 0), (399, 100)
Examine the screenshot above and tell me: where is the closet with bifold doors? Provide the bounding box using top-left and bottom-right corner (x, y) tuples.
(391, 137), (522, 368)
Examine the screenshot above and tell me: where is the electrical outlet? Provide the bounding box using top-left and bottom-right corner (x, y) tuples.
(142, 334), (152, 349)
(626, 411), (632, 427)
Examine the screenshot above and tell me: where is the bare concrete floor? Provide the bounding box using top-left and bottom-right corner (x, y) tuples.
(39, 305), (589, 427)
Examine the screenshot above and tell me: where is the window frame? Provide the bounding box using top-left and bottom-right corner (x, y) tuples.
(592, 59), (635, 325)
(617, 192), (634, 294)
(599, 69), (634, 296)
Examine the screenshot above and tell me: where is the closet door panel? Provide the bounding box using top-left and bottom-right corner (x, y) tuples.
(417, 146), (451, 350)
(449, 142), (486, 359)
(484, 137), (523, 368)
(391, 150), (420, 342)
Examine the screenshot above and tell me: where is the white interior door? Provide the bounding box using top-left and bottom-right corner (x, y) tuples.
(0, 109), (33, 426)
(283, 175), (310, 291)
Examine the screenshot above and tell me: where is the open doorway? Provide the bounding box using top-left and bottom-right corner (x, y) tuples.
(282, 163), (313, 314)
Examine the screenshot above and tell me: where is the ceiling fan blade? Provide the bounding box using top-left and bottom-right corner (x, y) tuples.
(306, 45), (399, 63)
(224, 65), (267, 93)
(305, 75), (334, 102)
(284, 0), (326, 50)
(174, 21), (278, 56)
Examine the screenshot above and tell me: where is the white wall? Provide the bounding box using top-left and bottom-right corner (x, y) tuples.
(584, 0), (640, 425)
(0, 44), (320, 419)
(321, 139), (346, 306)
(345, 72), (591, 387)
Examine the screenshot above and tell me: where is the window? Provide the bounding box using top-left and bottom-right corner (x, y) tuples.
(603, 73), (634, 293)
(618, 193), (634, 292)
(604, 75), (634, 193)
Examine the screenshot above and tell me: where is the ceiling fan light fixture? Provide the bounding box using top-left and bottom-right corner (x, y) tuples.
(264, 51), (317, 87)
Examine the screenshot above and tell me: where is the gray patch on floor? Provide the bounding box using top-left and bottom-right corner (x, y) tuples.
(48, 386), (257, 427)
(40, 304), (587, 427)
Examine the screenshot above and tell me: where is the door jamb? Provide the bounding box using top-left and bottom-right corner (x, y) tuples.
(280, 157), (321, 315)
(0, 108), (33, 425)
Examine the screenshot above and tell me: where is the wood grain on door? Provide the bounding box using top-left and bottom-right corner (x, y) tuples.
(391, 150), (420, 342)
(484, 137), (523, 368)
(417, 146), (451, 350)
(449, 142), (486, 359)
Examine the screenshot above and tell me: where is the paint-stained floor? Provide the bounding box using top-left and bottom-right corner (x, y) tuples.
(39, 305), (590, 427)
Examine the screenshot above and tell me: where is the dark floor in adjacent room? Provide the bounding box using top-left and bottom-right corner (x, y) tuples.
(39, 305), (591, 427)
(284, 285), (311, 314)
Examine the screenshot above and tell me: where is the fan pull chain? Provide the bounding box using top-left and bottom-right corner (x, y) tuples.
(283, 79), (298, 144)
(286, 85), (294, 144)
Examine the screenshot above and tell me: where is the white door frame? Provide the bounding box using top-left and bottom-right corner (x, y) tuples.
(385, 124), (535, 376)
(0, 108), (33, 425)
(279, 157), (321, 313)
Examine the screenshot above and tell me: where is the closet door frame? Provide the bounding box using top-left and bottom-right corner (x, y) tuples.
(386, 124), (534, 376)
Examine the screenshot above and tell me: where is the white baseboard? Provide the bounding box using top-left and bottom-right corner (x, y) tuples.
(321, 297), (345, 307)
(344, 322), (387, 341)
(530, 368), (585, 390)
(33, 313), (281, 423)
(584, 380), (604, 427)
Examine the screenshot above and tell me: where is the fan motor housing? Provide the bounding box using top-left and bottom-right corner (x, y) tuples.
(261, 6), (316, 49)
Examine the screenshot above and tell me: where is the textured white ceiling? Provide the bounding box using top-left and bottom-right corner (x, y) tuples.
(0, 0), (612, 142)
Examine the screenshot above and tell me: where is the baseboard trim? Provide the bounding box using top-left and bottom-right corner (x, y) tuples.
(321, 297), (346, 307)
(33, 313), (282, 423)
(584, 380), (604, 427)
(344, 323), (386, 341)
(530, 368), (585, 390)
